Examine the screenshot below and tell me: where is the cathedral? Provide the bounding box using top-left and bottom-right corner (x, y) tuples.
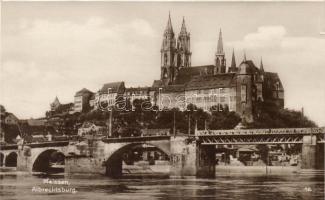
(152, 14), (284, 122)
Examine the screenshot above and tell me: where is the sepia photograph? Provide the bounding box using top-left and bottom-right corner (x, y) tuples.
(0, 1), (324, 199)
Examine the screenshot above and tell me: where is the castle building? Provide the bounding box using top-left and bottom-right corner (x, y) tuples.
(47, 96), (74, 117)
(152, 14), (284, 122)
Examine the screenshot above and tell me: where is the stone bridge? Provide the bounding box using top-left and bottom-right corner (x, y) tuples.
(0, 142), (69, 172)
(1, 127), (324, 178)
(64, 136), (172, 176)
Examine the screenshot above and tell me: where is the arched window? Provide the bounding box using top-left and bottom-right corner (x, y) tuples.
(163, 68), (168, 78)
(216, 58), (220, 66)
(164, 54), (168, 65)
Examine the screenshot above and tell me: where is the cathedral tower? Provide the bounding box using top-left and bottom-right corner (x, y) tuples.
(161, 13), (177, 85)
(176, 17), (191, 68)
(215, 29), (226, 74)
(229, 48), (237, 72)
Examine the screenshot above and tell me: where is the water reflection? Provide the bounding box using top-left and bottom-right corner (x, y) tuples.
(0, 173), (324, 200)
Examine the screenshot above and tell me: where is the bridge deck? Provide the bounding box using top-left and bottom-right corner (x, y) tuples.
(102, 135), (170, 143)
(1, 128), (324, 149)
(0, 141), (69, 150)
(196, 127), (325, 136)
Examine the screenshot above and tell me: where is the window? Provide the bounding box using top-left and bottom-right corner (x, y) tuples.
(241, 84), (247, 102)
(163, 68), (168, 78)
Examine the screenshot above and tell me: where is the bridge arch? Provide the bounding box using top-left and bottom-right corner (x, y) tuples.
(105, 141), (170, 177)
(32, 149), (65, 173)
(5, 152), (17, 167)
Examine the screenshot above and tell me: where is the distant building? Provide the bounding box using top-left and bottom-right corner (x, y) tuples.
(50, 96), (61, 111)
(3, 113), (19, 125)
(0, 106), (20, 143)
(78, 121), (106, 136)
(47, 96), (74, 117)
(94, 82), (125, 110)
(74, 88), (94, 112)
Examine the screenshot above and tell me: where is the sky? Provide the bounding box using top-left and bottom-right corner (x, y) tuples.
(1, 1), (325, 126)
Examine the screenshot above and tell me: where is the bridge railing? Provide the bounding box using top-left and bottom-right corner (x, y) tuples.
(196, 127), (325, 136)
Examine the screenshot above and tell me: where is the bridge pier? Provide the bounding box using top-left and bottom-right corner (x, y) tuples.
(196, 145), (216, 178)
(16, 145), (31, 172)
(169, 136), (215, 178)
(105, 156), (123, 178)
(301, 135), (317, 169)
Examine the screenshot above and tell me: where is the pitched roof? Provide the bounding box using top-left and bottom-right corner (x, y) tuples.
(90, 93), (95, 100)
(176, 65), (215, 84)
(264, 72), (284, 91)
(3, 112), (18, 120)
(185, 73), (236, 91)
(125, 87), (150, 93)
(160, 84), (185, 93)
(237, 60), (260, 74)
(152, 80), (163, 88)
(100, 81), (125, 94)
(51, 96), (60, 105)
(75, 88), (93, 96)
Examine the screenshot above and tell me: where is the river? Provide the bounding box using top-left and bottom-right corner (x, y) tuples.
(0, 172), (324, 200)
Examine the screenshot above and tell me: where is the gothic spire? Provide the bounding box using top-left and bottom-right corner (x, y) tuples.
(164, 11), (174, 35)
(217, 28), (224, 54)
(260, 57), (264, 72)
(243, 50), (247, 61)
(231, 48), (236, 68)
(180, 16), (187, 35)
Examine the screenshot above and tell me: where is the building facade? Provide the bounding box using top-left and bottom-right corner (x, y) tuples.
(74, 88), (94, 113)
(93, 82), (126, 110)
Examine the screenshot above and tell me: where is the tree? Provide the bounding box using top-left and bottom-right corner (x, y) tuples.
(247, 100), (317, 128)
(208, 104), (241, 130)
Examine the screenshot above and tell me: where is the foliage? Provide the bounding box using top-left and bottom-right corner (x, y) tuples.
(246, 100), (317, 128)
(208, 104), (241, 130)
